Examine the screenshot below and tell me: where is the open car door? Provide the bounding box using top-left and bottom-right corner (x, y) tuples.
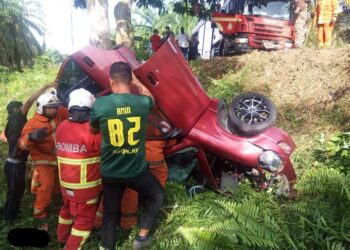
(133, 37), (212, 135)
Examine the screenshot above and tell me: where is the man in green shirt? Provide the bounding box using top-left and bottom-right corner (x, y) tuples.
(90, 62), (164, 250)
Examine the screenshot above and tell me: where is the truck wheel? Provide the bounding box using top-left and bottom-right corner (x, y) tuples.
(228, 92), (277, 136)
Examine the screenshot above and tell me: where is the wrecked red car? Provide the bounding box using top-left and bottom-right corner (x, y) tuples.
(56, 37), (296, 196)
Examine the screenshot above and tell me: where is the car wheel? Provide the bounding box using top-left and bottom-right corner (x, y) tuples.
(228, 92), (277, 136)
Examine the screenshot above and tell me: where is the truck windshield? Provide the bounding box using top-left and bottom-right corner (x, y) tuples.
(223, 0), (292, 21)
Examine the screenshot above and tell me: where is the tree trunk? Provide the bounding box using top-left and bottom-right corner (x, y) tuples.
(86, 0), (113, 49)
(114, 0), (134, 48)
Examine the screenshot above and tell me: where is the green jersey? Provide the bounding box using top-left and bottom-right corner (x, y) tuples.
(90, 93), (153, 178)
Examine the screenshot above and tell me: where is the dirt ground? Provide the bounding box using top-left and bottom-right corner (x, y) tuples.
(195, 46), (350, 135)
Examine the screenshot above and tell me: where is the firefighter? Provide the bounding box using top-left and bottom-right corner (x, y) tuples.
(120, 111), (175, 230)
(315, 0), (339, 47)
(56, 88), (101, 249)
(19, 90), (68, 224)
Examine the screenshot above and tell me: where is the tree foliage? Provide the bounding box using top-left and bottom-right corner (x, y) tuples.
(0, 0), (44, 69)
(74, 0), (165, 11)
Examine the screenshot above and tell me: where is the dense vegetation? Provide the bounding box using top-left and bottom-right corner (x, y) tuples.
(0, 0), (44, 69)
(0, 46), (350, 249)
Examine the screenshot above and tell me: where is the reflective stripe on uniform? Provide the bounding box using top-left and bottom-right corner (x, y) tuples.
(71, 228), (91, 248)
(33, 208), (47, 219)
(7, 158), (24, 164)
(148, 159), (165, 167)
(59, 216), (73, 225)
(96, 211), (103, 217)
(33, 208), (42, 215)
(71, 228), (90, 238)
(58, 156), (101, 189)
(34, 160), (57, 166)
(86, 198), (98, 204)
(60, 180), (101, 189)
(31, 181), (40, 187)
(57, 157), (101, 165)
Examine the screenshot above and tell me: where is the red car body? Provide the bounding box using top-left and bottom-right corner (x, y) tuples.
(56, 37), (296, 194)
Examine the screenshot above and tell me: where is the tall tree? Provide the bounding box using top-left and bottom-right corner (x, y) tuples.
(74, 0), (113, 49)
(0, 0), (44, 69)
(74, 0), (164, 49)
(114, 0), (133, 48)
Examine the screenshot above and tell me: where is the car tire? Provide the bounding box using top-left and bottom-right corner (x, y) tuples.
(228, 92), (277, 136)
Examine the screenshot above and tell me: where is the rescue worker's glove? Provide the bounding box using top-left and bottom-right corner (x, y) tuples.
(28, 128), (48, 142)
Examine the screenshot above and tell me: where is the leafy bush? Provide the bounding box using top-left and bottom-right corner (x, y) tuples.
(315, 132), (350, 175)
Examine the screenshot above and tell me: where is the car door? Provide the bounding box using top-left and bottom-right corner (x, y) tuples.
(133, 37), (212, 135)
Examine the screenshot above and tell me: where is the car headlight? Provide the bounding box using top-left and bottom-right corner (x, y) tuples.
(235, 37), (248, 44)
(259, 151), (283, 172)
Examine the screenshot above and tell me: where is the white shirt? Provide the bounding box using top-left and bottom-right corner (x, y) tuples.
(176, 33), (190, 48)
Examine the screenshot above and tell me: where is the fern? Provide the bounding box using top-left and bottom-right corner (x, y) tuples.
(177, 200), (283, 249)
(281, 168), (350, 249)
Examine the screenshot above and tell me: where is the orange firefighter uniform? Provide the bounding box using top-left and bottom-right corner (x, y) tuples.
(56, 121), (102, 249)
(19, 107), (68, 219)
(315, 0), (339, 47)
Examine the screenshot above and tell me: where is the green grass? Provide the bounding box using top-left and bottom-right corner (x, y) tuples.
(0, 53), (60, 129)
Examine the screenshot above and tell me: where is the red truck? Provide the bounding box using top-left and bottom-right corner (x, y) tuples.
(212, 0), (294, 55)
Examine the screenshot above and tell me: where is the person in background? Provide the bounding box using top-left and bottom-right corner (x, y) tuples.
(176, 27), (190, 60)
(188, 33), (200, 61)
(90, 62), (164, 250)
(315, 0), (339, 48)
(161, 26), (174, 44)
(19, 89), (68, 227)
(294, 0), (308, 48)
(150, 29), (161, 53)
(56, 88), (101, 250)
(0, 82), (58, 222)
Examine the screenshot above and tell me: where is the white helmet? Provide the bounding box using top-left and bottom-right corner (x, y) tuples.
(68, 88), (95, 110)
(36, 91), (60, 114)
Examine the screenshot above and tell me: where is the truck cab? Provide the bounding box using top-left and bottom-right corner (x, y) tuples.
(212, 0), (294, 55)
